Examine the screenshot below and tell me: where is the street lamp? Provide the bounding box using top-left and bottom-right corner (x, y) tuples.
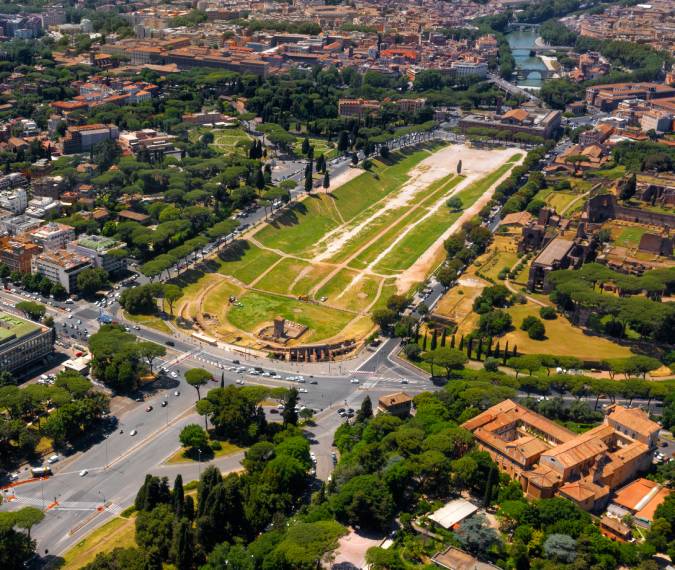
(197, 449), (202, 478)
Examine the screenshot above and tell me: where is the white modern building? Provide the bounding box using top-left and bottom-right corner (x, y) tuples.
(0, 188), (28, 214)
(31, 250), (93, 294)
(29, 222), (76, 251)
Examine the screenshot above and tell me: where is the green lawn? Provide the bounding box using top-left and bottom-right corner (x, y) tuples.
(293, 137), (338, 160)
(216, 241), (282, 284)
(124, 311), (173, 334)
(189, 126), (251, 156)
(254, 257), (313, 294)
(534, 188), (582, 213)
(227, 291), (354, 342)
(372, 161), (516, 273)
(256, 147), (437, 257)
(255, 194), (343, 255)
(345, 173), (459, 269)
(317, 269), (382, 313)
(61, 516), (137, 569)
(615, 227), (646, 248)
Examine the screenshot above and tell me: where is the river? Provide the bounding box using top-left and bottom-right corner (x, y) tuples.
(506, 29), (549, 89)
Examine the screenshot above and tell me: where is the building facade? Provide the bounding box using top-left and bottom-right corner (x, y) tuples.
(29, 222), (76, 251)
(0, 312), (53, 373)
(462, 400), (660, 512)
(31, 250), (93, 293)
(67, 234), (126, 274)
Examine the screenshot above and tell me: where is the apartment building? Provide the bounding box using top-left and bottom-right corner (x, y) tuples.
(67, 234), (126, 274)
(62, 124), (119, 154)
(0, 188), (28, 214)
(462, 400), (660, 512)
(0, 236), (40, 273)
(0, 311), (53, 373)
(29, 222), (76, 251)
(586, 83), (675, 111)
(450, 60), (489, 78)
(0, 215), (42, 236)
(459, 109), (562, 140)
(338, 98), (381, 119)
(32, 175), (67, 199)
(31, 250), (93, 294)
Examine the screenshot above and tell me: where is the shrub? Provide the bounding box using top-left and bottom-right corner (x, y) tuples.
(539, 306), (557, 320)
(521, 315), (540, 331)
(484, 357), (500, 372)
(527, 320), (546, 340)
(210, 440), (222, 451)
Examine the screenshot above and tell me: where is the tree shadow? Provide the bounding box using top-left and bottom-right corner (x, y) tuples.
(264, 200), (309, 229)
(183, 446), (215, 461)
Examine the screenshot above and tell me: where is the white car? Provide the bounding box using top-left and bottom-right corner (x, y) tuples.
(79, 469), (88, 477)
(170, 371), (178, 378)
(130, 429), (137, 436)
(261, 372), (271, 377)
(47, 454), (59, 464)
(286, 376), (296, 381)
(298, 388), (308, 393)
(350, 378), (359, 384)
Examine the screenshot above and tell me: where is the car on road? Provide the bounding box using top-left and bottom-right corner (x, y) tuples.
(337, 408), (345, 414)
(400, 379), (408, 384)
(133, 325), (141, 330)
(170, 371), (177, 378)
(350, 378), (359, 384)
(298, 388), (308, 393)
(145, 405), (153, 412)
(165, 340), (175, 347)
(309, 380), (318, 384)
(47, 454), (59, 464)
(174, 391), (180, 396)
(261, 372), (271, 377)
(130, 429), (137, 436)
(161, 400), (167, 407)
(79, 469), (88, 477)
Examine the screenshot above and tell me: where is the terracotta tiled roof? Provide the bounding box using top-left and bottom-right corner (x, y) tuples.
(608, 406), (661, 438)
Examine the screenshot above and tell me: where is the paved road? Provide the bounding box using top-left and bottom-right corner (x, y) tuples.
(2, 332), (430, 563)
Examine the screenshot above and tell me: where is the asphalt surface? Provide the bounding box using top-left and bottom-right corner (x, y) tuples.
(2, 309), (431, 563)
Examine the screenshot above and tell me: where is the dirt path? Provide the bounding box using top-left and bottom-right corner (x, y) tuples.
(249, 255), (285, 288)
(396, 149), (523, 294)
(503, 254), (551, 307)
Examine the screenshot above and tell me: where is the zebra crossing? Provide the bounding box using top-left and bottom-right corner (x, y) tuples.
(9, 493), (123, 514)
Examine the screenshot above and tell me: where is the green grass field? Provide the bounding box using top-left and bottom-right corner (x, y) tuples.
(226, 291), (354, 342)
(61, 516), (137, 569)
(615, 226), (646, 248)
(293, 137), (338, 160)
(344, 173), (458, 269)
(317, 269), (382, 313)
(124, 311), (173, 334)
(216, 241), (282, 284)
(254, 257), (312, 294)
(534, 188), (582, 214)
(371, 161), (516, 273)
(256, 147), (437, 257)
(189, 126), (251, 156)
